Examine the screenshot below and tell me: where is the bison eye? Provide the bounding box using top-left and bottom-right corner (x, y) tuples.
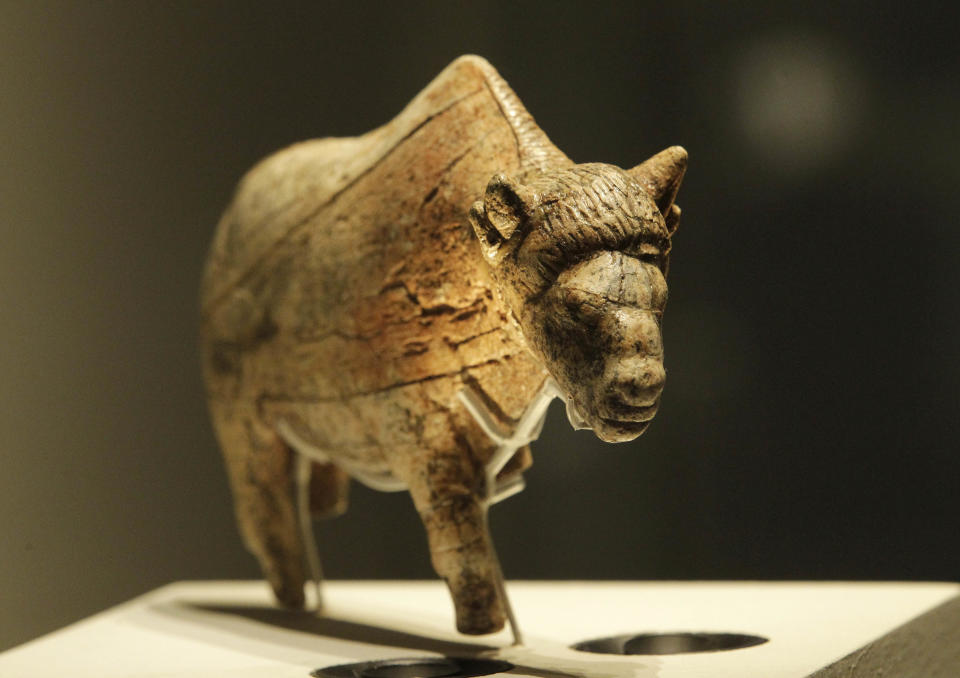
(562, 289), (604, 327)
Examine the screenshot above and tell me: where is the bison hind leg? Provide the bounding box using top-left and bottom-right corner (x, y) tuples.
(215, 414), (309, 609)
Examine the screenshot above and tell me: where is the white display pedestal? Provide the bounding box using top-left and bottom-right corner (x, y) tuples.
(2, 581), (958, 678)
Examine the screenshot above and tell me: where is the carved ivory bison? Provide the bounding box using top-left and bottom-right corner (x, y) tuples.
(200, 55), (686, 639)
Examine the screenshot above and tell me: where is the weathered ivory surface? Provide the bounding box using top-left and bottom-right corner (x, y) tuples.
(200, 55), (686, 636)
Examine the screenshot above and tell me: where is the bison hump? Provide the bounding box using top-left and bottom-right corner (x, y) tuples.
(200, 55), (568, 314)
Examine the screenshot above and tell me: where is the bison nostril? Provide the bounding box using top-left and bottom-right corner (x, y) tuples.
(609, 360), (665, 408)
(617, 381), (661, 406)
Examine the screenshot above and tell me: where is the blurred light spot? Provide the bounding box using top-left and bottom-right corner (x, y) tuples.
(734, 33), (865, 176)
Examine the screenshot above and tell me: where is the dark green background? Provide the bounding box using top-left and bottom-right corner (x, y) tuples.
(2, 0), (958, 651)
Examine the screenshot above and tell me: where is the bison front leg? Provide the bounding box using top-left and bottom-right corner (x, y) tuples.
(423, 493), (505, 635)
(406, 451), (506, 636)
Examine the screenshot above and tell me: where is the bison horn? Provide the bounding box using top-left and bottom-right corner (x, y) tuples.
(628, 146), (687, 216)
(469, 174), (537, 263)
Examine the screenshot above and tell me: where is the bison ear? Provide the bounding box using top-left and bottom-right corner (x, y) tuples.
(628, 146), (687, 216)
(664, 203), (681, 236)
(469, 173), (537, 263)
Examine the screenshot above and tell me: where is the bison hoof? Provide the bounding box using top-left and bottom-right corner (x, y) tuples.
(451, 578), (505, 635)
(269, 574), (306, 610)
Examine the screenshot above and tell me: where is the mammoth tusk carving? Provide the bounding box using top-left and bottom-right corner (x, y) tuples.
(201, 54), (684, 643)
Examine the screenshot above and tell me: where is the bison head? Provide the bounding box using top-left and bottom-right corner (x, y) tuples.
(469, 147), (686, 443)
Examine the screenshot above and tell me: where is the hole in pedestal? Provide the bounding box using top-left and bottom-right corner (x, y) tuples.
(312, 657), (515, 678)
(572, 632), (768, 655)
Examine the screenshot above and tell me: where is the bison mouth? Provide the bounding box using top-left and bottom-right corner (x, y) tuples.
(563, 393), (659, 441)
(601, 417), (653, 431)
(594, 417), (652, 442)
(603, 401), (658, 422)
(592, 399), (659, 441)
(600, 396), (659, 422)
